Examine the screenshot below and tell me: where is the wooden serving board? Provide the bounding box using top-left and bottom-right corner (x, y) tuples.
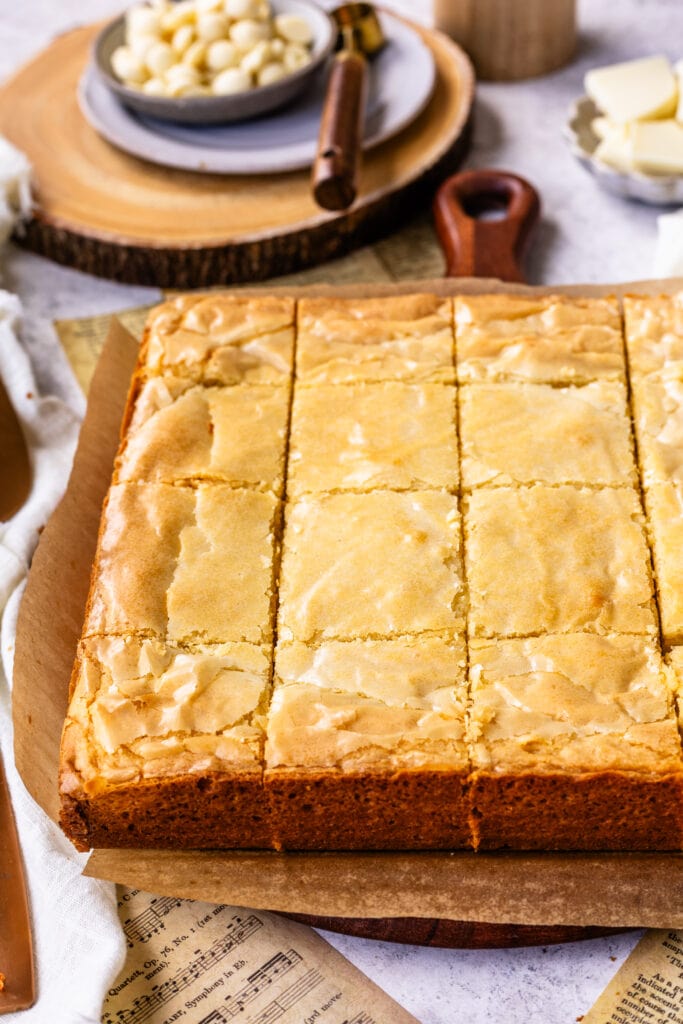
(284, 914), (627, 949)
(0, 19), (473, 288)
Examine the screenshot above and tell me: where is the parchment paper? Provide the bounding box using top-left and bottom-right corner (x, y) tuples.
(14, 275), (683, 927)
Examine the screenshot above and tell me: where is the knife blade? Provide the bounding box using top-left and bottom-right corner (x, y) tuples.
(0, 751), (34, 1013)
(0, 375), (31, 523)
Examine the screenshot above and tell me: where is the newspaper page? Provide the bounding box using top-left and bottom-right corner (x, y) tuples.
(102, 888), (419, 1024)
(582, 930), (683, 1024)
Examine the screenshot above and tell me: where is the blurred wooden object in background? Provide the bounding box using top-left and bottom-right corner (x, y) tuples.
(434, 0), (576, 81)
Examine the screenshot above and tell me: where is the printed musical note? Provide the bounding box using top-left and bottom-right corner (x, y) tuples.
(122, 897), (184, 946)
(111, 915), (263, 1024)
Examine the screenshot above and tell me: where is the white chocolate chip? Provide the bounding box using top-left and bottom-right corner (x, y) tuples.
(126, 5), (162, 37)
(160, 0), (196, 32)
(258, 60), (286, 86)
(274, 13), (313, 46)
(171, 24), (195, 55)
(165, 62), (201, 87)
(230, 18), (271, 49)
(182, 40), (207, 67)
(282, 42), (311, 72)
(224, 0), (261, 16)
(128, 33), (160, 60)
(145, 40), (176, 75)
(111, 45), (149, 84)
(240, 39), (271, 74)
(212, 66), (252, 93)
(142, 76), (167, 95)
(196, 11), (230, 41)
(196, 0), (223, 11)
(270, 37), (284, 57)
(206, 38), (241, 71)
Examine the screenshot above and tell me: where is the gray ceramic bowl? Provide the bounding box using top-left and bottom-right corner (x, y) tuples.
(565, 95), (683, 206)
(94, 0), (335, 125)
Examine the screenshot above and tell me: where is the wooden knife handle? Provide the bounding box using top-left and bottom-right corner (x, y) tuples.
(433, 169), (540, 282)
(312, 50), (368, 212)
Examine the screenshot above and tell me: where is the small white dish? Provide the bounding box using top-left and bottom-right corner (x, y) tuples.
(94, 0), (335, 125)
(79, 11), (436, 175)
(565, 95), (683, 206)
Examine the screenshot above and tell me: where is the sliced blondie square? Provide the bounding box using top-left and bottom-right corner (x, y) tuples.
(84, 483), (279, 646)
(296, 294), (455, 385)
(468, 634), (683, 849)
(60, 636), (273, 849)
(287, 381), (459, 496)
(459, 381), (636, 488)
(630, 372), (683, 489)
(465, 485), (657, 638)
(278, 491), (466, 643)
(140, 293), (295, 385)
(644, 481), (683, 645)
(455, 294), (624, 384)
(624, 293), (683, 376)
(669, 647), (683, 740)
(266, 635), (469, 849)
(116, 378), (290, 493)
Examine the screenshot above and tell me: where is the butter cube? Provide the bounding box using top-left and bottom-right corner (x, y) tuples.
(632, 119), (683, 174)
(585, 56), (678, 123)
(594, 124), (633, 174)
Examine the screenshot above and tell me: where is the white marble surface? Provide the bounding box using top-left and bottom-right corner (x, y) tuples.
(2, 1), (680, 1021)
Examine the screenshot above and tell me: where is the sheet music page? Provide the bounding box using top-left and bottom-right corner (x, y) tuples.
(582, 930), (683, 1024)
(102, 887), (419, 1024)
(55, 306), (153, 393)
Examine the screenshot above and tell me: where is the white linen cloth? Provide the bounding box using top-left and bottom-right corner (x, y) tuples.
(0, 142), (127, 1022)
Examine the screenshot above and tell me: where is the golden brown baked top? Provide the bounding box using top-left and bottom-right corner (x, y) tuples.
(142, 293), (295, 385)
(117, 378), (290, 492)
(642, 482), (683, 644)
(84, 483), (278, 645)
(266, 636), (467, 771)
(455, 294), (624, 384)
(278, 491), (466, 643)
(459, 381), (636, 488)
(287, 382), (459, 495)
(469, 634), (683, 773)
(61, 636), (269, 794)
(465, 485), (657, 638)
(631, 373), (683, 488)
(296, 294), (455, 384)
(624, 294), (683, 376)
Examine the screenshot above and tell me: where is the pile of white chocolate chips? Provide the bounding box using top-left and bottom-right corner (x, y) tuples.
(111, 0), (314, 97)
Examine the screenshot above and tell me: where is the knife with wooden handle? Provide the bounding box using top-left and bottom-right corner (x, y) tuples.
(0, 752), (35, 1014)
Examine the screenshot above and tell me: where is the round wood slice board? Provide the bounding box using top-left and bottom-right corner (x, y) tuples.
(282, 914), (630, 949)
(0, 19), (473, 288)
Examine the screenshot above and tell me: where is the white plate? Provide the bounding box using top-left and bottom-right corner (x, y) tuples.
(78, 12), (436, 176)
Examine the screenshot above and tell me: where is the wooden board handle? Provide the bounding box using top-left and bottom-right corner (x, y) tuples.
(433, 169), (540, 282)
(312, 51), (368, 212)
